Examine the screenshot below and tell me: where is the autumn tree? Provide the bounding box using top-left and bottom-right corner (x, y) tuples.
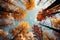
(36, 0), (60, 40)
(10, 22), (34, 40)
(0, 0), (29, 27)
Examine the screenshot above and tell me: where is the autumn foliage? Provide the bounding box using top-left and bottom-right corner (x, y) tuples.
(51, 18), (60, 28)
(24, 0), (35, 10)
(10, 22), (35, 40)
(0, 29), (9, 40)
(33, 25), (57, 40)
(10, 22), (30, 36)
(33, 25), (43, 40)
(12, 7), (27, 21)
(37, 4), (60, 21)
(0, 0), (27, 21)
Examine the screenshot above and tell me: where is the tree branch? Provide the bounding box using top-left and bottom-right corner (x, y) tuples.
(39, 23), (60, 33)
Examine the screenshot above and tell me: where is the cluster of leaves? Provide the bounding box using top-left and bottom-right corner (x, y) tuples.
(10, 22), (31, 40)
(18, 0), (35, 10)
(33, 25), (57, 40)
(24, 0), (35, 10)
(36, 4), (60, 39)
(0, 29), (9, 40)
(0, 0), (35, 40)
(0, 4), (27, 21)
(0, 0), (29, 27)
(0, 0), (36, 27)
(33, 25), (43, 40)
(51, 18), (60, 28)
(37, 4), (60, 21)
(0, 22), (31, 40)
(12, 7), (27, 21)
